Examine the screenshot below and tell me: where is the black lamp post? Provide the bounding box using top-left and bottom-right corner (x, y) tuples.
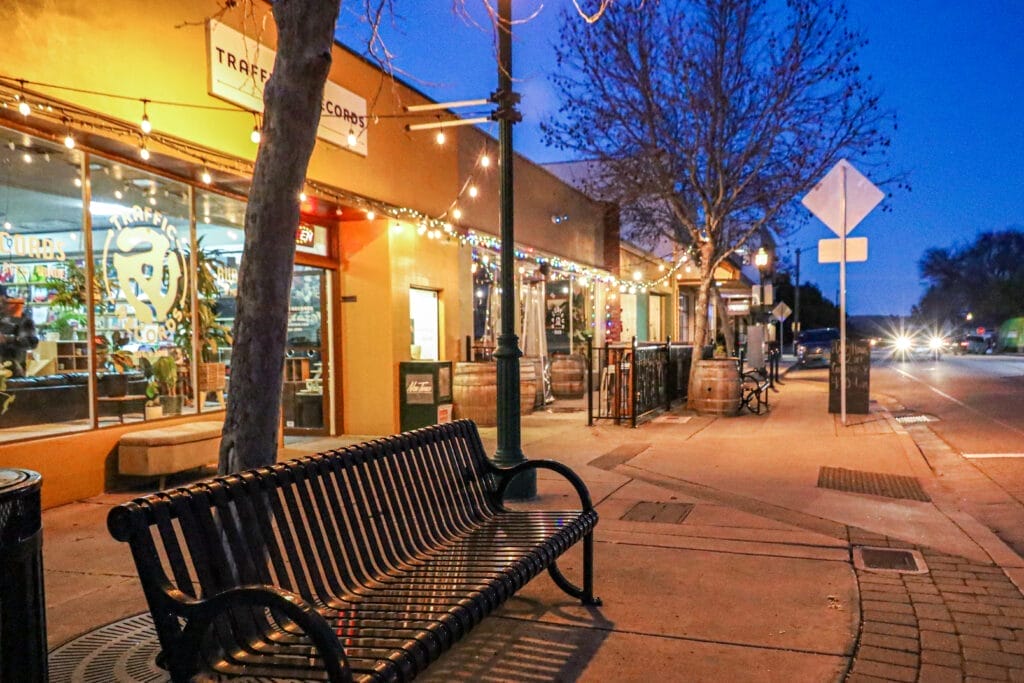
(491, 0), (535, 499)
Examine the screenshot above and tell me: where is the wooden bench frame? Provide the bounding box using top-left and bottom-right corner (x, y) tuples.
(108, 420), (600, 682)
(740, 368), (771, 414)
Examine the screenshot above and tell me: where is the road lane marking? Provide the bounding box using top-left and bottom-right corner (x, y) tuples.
(963, 453), (1024, 459)
(891, 366), (1024, 439)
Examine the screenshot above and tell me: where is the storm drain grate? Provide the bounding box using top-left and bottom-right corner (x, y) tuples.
(853, 546), (929, 574)
(49, 613), (165, 683)
(49, 613), (286, 682)
(894, 414), (938, 424)
(621, 501), (694, 524)
(817, 466), (931, 502)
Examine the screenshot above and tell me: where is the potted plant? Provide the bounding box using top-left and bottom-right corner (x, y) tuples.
(173, 239), (232, 401)
(144, 379), (163, 420)
(151, 355), (181, 415)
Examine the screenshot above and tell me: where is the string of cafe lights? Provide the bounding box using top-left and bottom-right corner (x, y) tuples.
(1, 74), (696, 291)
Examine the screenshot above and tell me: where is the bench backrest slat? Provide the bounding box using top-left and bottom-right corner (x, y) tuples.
(111, 421), (498, 608)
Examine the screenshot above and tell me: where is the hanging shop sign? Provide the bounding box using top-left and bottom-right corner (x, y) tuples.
(207, 19), (368, 156)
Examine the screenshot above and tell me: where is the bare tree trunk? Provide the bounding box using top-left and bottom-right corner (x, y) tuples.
(686, 275), (713, 409)
(219, 0), (341, 474)
(714, 287), (735, 357)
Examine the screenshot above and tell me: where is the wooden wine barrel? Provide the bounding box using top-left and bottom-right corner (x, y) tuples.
(520, 360), (537, 415)
(453, 362), (497, 426)
(551, 353), (586, 398)
(692, 359), (741, 416)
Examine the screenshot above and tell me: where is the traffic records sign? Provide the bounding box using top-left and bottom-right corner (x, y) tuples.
(801, 159), (884, 236)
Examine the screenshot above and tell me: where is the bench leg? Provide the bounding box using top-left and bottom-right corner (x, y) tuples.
(547, 532), (602, 606)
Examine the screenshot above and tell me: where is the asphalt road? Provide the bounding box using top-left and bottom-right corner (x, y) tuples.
(870, 352), (1024, 555)
(873, 353), (1024, 458)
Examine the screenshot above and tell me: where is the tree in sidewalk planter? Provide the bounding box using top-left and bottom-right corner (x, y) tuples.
(218, 0), (341, 474)
(543, 0), (898, 408)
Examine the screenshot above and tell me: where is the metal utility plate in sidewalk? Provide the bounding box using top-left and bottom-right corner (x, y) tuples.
(817, 466), (931, 502)
(853, 546), (929, 574)
(621, 501), (695, 524)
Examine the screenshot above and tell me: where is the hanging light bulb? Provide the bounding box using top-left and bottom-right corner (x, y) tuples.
(200, 167), (212, 184)
(299, 192), (307, 202)
(347, 129), (358, 147)
(114, 189), (123, 200)
(365, 210), (376, 221)
(16, 82), (30, 117)
(139, 142), (150, 161)
(250, 113), (262, 144)
(140, 100), (152, 135)
(417, 223), (427, 235)
(62, 119), (75, 149)
(452, 207), (462, 220)
(73, 177), (82, 188)
(468, 185), (479, 198)
(479, 154), (491, 168)
(435, 130), (446, 145)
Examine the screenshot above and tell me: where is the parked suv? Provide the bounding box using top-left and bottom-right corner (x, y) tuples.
(796, 328), (840, 367)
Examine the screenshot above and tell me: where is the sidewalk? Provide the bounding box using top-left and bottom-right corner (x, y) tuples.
(42, 369), (1024, 682)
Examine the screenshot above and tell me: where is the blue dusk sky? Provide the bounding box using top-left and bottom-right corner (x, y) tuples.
(336, 1), (1024, 316)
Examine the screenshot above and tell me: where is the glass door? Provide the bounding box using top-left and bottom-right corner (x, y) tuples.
(283, 266), (328, 432)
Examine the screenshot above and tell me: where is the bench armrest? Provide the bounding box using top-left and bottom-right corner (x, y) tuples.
(488, 459), (594, 511)
(170, 585), (352, 682)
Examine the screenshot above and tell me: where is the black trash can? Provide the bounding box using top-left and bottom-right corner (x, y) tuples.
(0, 469), (47, 682)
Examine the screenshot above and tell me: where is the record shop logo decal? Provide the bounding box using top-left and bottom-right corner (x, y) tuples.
(104, 205), (187, 331)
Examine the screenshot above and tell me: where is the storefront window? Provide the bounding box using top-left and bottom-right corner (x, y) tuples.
(0, 128), (87, 439)
(677, 291), (691, 342)
(284, 266), (326, 430)
(195, 191), (244, 412)
(410, 288), (439, 360)
(90, 159), (193, 421)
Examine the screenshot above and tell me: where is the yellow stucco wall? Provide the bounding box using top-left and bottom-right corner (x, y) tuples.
(3, 0), (458, 217)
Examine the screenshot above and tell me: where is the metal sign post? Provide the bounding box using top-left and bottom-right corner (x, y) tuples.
(801, 159), (883, 426)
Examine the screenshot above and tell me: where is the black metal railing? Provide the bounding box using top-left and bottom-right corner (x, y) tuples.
(586, 337), (693, 427)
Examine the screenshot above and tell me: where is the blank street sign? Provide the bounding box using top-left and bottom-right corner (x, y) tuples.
(819, 237), (868, 263)
(802, 159), (884, 236)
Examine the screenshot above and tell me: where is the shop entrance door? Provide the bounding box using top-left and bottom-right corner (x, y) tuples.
(283, 266), (330, 433)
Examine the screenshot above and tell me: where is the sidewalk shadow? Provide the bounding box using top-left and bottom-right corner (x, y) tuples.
(419, 598), (610, 679)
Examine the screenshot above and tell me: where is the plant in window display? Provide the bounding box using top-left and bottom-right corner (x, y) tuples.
(151, 354), (181, 415)
(173, 239), (232, 398)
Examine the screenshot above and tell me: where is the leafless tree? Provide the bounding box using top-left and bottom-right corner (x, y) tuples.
(218, 0), (342, 473)
(543, 0), (895, 405)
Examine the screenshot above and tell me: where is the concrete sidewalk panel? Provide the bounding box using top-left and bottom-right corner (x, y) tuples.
(514, 541), (858, 655)
(420, 614), (849, 683)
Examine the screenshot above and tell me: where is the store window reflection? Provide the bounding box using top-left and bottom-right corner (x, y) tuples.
(0, 128), (87, 439)
(195, 191), (243, 412)
(89, 159), (193, 421)
(284, 266), (326, 430)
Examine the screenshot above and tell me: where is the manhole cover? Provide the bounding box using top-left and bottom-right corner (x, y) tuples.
(621, 501), (694, 524)
(853, 546), (928, 574)
(817, 466), (931, 502)
(894, 414), (938, 424)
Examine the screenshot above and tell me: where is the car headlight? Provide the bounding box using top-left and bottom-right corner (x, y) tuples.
(894, 335), (912, 352)
(929, 336), (944, 351)
(797, 345), (806, 356)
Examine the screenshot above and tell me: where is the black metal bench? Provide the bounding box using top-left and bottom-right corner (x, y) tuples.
(740, 368), (771, 414)
(107, 420), (600, 682)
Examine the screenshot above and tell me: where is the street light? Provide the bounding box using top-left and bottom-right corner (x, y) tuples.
(754, 247), (769, 314)
(491, 0), (535, 499)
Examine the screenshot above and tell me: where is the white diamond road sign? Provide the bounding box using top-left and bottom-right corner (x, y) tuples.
(772, 302), (792, 322)
(801, 159), (884, 236)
